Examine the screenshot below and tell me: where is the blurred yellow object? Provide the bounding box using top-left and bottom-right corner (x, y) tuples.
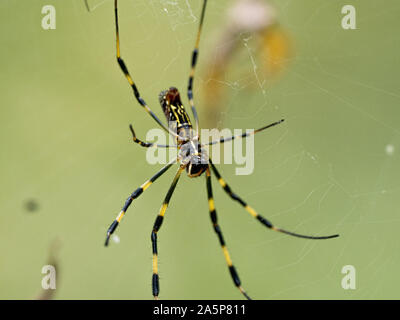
(201, 0), (292, 128)
(261, 24), (292, 78)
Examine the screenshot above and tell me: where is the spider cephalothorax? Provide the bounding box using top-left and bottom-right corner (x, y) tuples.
(179, 141), (209, 177)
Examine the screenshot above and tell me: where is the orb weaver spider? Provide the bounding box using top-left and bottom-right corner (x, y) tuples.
(97, 0), (339, 300)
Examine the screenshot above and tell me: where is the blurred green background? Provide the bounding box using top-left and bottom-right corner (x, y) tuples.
(1, 0), (399, 299)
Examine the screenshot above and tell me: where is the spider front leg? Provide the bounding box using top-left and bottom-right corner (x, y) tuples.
(129, 125), (176, 149)
(104, 159), (176, 246)
(113, 0), (180, 140)
(209, 160), (339, 240)
(205, 119), (285, 146)
(187, 0), (208, 136)
(151, 167), (184, 299)
(205, 168), (251, 300)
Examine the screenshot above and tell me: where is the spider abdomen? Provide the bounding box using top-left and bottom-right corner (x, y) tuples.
(186, 161), (208, 178)
(159, 87), (192, 137)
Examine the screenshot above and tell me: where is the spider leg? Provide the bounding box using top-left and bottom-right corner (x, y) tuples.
(151, 166), (184, 299)
(206, 167), (251, 300)
(209, 160), (339, 240)
(114, 0), (180, 140)
(129, 124), (177, 148)
(187, 0), (208, 137)
(205, 119), (285, 146)
(84, 0), (91, 12)
(104, 159), (177, 246)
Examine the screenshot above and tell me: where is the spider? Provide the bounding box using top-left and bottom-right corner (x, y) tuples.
(100, 0), (339, 300)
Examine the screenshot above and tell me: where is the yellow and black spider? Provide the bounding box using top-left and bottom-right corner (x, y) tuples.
(97, 0), (339, 300)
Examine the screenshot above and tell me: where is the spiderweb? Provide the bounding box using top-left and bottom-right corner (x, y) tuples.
(0, 0), (399, 300)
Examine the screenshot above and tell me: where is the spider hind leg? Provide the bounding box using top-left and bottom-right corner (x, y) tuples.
(206, 167), (251, 300)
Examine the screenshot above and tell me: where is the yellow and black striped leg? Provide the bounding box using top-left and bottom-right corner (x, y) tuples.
(205, 119), (285, 146)
(206, 168), (251, 300)
(105, 159), (176, 246)
(209, 160), (339, 240)
(151, 167), (184, 299)
(129, 125), (176, 148)
(114, 0), (179, 139)
(187, 0), (208, 135)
